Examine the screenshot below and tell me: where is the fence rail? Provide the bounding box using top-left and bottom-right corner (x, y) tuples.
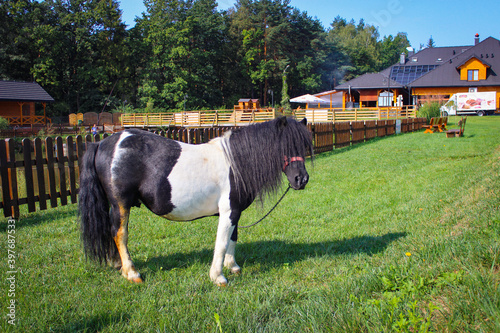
(4, 115), (51, 126)
(293, 106), (417, 123)
(121, 109), (277, 128)
(0, 118), (425, 218)
(121, 106), (417, 128)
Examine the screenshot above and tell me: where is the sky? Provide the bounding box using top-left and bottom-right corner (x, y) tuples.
(119, 0), (500, 49)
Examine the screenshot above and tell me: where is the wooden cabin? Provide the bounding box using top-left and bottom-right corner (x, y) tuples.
(0, 81), (54, 126)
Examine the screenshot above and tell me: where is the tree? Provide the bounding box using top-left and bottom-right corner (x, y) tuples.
(281, 65), (290, 112)
(326, 17), (412, 83)
(228, 0), (331, 106)
(427, 35), (435, 48)
(327, 17), (380, 81)
(0, 0), (416, 114)
(378, 32), (411, 69)
(0, 0), (46, 81)
(137, 0), (226, 110)
(58, 0), (129, 114)
(1, 0), (130, 115)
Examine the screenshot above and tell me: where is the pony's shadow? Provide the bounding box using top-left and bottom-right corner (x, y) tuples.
(52, 312), (130, 333)
(136, 232), (406, 275)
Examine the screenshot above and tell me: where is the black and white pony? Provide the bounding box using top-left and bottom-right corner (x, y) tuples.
(79, 117), (312, 286)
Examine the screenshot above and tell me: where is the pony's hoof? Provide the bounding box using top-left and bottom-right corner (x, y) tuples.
(217, 280), (228, 287)
(121, 268), (143, 283)
(230, 266), (241, 275)
(214, 276), (228, 287)
(131, 276), (143, 284)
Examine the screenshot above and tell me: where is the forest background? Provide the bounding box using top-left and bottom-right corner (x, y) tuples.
(0, 0), (413, 118)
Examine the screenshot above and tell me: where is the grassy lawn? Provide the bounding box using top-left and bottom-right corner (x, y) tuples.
(1, 116), (499, 332)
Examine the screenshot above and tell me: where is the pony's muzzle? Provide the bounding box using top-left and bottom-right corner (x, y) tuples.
(290, 172), (309, 190)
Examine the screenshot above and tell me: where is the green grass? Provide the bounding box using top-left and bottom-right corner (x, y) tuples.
(1, 116), (499, 332)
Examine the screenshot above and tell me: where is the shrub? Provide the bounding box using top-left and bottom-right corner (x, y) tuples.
(112, 103), (135, 114)
(417, 101), (441, 122)
(0, 117), (9, 130)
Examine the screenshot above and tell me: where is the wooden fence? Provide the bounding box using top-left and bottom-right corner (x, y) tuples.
(121, 109), (277, 128)
(293, 106), (417, 123)
(0, 127), (231, 218)
(0, 124), (88, 138)
(0, 118), (426, 218)
(308, 117), (426, 151)
(120, 106), (417, 128)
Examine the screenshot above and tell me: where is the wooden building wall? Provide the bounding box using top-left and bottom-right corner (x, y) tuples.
(459, 58), (489, 81)
(0, 101), (35, 118)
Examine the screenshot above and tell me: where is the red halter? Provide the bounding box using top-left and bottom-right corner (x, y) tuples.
(283, 156), (304, 171)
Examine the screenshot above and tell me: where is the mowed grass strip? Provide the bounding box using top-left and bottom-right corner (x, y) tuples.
(1, 116), (499, 332)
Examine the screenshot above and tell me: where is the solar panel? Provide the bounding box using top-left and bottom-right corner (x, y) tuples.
(390, 65), (439, 85)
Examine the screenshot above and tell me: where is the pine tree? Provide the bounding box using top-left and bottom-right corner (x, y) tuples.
(427, 35), (436, 48)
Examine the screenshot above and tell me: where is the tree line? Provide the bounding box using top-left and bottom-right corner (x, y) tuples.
(1, 0), (410, 117)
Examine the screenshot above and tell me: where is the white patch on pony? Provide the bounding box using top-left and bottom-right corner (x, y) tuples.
(164, 136), (236, 285)
(110, 131), (133, 188)
(164, 137), (232, 221)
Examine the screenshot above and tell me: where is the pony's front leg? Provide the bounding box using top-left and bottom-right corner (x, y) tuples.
(224, 227), (241, 275)
(210, 211), (236, 286)
(112, 204), (143, 283)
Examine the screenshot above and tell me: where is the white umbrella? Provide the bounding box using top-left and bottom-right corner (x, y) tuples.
(290, 94), (328, 104)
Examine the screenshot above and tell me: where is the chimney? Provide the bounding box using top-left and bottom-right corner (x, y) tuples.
(400, 52), (405, 65)
(475, 33), (480, 45)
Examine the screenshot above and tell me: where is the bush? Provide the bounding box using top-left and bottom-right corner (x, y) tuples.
(417, 101), (441, 122)
(112, 103), (135, 114)
(0, 117), (9, 130)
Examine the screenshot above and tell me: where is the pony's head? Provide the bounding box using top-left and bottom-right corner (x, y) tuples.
(224, 116), (313, 202)
(277, 117), (312, 190)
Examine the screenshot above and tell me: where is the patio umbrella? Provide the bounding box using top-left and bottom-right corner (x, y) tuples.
(290, 94), (328, 104)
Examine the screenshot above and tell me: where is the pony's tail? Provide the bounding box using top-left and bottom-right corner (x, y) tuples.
(78, 143), (116, 264)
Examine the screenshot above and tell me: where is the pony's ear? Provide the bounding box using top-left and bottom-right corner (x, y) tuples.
(276, 116), (288, 129)
(300, 118), (307, 126)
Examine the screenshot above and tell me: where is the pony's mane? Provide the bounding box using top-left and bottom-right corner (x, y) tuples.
(222, 117), (313, 201)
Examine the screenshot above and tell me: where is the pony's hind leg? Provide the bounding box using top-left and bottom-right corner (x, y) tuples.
(112, 204), (143, 283)
(106, 206), (122, 270)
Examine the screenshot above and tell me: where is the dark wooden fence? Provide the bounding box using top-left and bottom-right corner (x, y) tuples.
(0, 119), (425, 218)
(0, 127), (233, 218)
(308, 117), (426, 151)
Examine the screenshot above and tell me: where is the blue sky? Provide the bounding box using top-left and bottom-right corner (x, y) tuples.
(119, 0), (499, 49)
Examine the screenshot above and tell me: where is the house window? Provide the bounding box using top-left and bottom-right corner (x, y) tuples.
(378, 91), (393, 107)
(467, 69), (479, 81)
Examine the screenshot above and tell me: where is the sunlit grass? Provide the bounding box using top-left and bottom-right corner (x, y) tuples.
(0, 116), (499, 332)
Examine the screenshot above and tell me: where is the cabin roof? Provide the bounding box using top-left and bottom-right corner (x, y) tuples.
(0, 81), (54, 102)
(410, 37), (500, 87)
